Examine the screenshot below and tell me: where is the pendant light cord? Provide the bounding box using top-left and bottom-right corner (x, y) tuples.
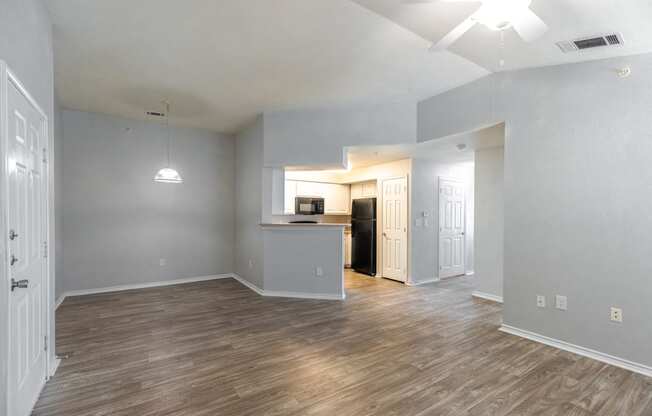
(164, 100), (171, 167)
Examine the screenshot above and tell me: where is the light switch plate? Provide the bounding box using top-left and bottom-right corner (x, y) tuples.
(536, 295), (546, 308)
(555, 295), (568, 311)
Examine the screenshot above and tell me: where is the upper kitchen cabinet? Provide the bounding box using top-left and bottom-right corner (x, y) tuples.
(351, 180), (377, 199)
(285, 180), (350, 215)
(285, 180), (298, 214)
(323, 183), (350, 214)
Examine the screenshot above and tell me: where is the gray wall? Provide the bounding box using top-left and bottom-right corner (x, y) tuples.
(473, 147), (504, 299)
(263, 100), (417, 167)
(61, 110), (235, 292)
(0, 0), (56, 408)
(263, 227), (344, 297)
(410, 159), (474, 283)
(419, 53), (652, 367)
(234, 116), (265, 288)
(54, 102), (64, 300)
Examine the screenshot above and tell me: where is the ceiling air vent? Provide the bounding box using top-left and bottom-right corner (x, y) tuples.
(556, 33), (624, 53)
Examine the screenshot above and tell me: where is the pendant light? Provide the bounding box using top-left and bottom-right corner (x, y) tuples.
(154, 100), (183, 183)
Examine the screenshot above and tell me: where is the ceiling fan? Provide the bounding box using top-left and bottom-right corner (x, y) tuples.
(405, 0), (548, 51)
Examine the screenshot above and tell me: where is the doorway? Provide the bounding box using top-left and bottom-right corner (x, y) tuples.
(381, 176), (408, 282)
(1, 64), (52, 416)
(438, 177), (466, 278)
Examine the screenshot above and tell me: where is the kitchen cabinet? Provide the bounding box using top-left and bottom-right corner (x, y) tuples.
(285, 180), (351, 215)
(284, 180), (298, 214)
(351, 180), (377, 199)
(323, 183), (350, 214)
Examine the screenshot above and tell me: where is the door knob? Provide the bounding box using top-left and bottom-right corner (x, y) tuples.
(11, 279), (28, 291)
(10, 255), (18, 266)
(9, 229), (18, 240)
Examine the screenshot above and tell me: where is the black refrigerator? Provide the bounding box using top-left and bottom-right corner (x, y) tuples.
(351, 198), (377, 276)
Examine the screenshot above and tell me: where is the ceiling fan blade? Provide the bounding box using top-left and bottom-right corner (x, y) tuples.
(512, 8), (548, 42)
(430, 16), (476, 51)
(402, 0), (479, 4)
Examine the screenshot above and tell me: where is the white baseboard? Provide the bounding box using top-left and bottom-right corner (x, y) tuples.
(500, 324), (652, 378)
(231, 273), (265, 296)
(472, 291), (504, 303)
(49, 357), (61, 378)
(406, 278), (440, 286)
(465, 271), (475, 276)
(55, 273), (346, 306)
(57, 274), (232, 304)
(231, 273), (345, 300)
(55, 294), (66, 310)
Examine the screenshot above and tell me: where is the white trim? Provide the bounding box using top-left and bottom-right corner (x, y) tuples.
(231, 273), (264, 296)
(60, 274), (232, 299)
(465, 271), (475, 276)
(48, 358), (60, 378)
(54, 295), (65, 310)
(231, 273), (345, 300)
(264, 289), (345, 300)
(500, 324), (652, 378)
(472, 291), (504, 303)
(406, 278), (440, 286)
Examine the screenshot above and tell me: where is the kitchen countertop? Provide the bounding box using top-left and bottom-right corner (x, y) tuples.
(260, 223), (350, 229)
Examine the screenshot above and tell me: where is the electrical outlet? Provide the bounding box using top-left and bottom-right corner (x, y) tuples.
(555, 295), (568, 311)
(610, 307), (623, 323)
(315, 267), (324, 277)
(159, 258), (167, 267)
(248, 259), (254, 269)
(536, 295), (546, 308)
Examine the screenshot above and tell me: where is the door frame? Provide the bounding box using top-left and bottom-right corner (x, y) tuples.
(379, 175), (409, 282)
(0, 61), (57, 415)
(437, 176), (466, 279)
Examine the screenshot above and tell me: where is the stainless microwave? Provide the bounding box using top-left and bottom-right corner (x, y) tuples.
(295, 197), (324, 215)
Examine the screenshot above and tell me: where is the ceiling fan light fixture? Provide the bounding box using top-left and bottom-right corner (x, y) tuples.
(473, 0), (531, 31)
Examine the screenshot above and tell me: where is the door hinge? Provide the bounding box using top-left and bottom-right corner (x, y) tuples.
(44, 335), (48, 352)
(42, 148), (48, 164)
(43, 241), (48, 258)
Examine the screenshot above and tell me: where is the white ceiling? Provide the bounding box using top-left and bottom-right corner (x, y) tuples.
(45, 0), (489, 134)
(352, 0), (652, 71)
(346, 123), (505, 167)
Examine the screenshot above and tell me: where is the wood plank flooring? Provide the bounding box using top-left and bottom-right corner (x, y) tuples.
(34, 272), (652, 415)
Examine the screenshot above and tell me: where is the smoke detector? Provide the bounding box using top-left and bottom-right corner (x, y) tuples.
(556, 33), (624, 53)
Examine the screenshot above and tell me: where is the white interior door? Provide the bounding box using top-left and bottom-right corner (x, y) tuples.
(438, 178), (465, 278)
(6, 78), (48, 416)
(382, 177), (408, 282)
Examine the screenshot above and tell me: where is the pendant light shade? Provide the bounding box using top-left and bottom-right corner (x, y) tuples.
(154, 167), (183, 183)
(154, 100), (183, 184)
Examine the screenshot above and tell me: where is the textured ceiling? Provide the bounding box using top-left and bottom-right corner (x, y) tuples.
(45, 0), (489, 133)
(352, 0), (652, 71)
